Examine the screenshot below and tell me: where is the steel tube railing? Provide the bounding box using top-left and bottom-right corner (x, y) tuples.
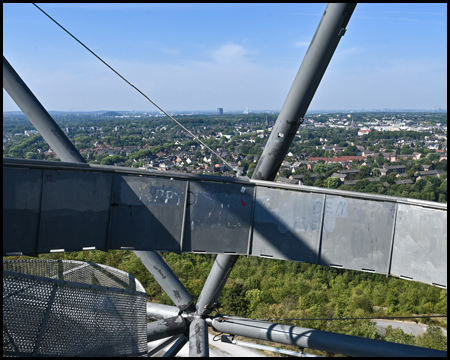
(147, 302), (180, 321)
(4, 158), (445, 211)
(210, 316), (446, 357)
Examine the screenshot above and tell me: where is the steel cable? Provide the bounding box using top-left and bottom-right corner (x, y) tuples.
(31, 3), (239, 174)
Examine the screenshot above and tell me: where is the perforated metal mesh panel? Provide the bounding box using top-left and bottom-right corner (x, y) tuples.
(3, 259), (147, 357)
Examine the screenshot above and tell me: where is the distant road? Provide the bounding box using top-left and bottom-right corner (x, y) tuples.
(372, 320), (447, 337)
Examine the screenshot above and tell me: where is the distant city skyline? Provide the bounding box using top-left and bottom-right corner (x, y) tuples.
(3, 3), (447, 113)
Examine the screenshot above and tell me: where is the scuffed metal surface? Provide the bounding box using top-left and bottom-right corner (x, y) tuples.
(251, 187), (323, 262)
(189, 318), (209, 357)
(152, 264), (167, 279)
(391, 204), (447, 288)
(320, 195), (396, 274)
(146, 303), (179, 320)
(322, 197), (349, 232)
(110, 175), (185, 252)
(146, 316), (186, 343)
(183, 182), (254, 254)
(135, 250), (194, 310)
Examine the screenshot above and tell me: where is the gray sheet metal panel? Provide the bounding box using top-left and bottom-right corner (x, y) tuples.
(319, 195), (396, 274)
(109, 175), (185, 253)
(390, 204), (447, 288)
(183, 181), (254, 254)
(38, 170), (113, 253)
(3, 167), (43, 256)
(251, 187), (324, 262)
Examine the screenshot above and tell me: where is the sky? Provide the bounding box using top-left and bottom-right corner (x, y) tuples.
(3, 3), (447, 113)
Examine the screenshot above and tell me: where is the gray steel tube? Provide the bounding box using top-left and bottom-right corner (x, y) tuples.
(195, 254), (239, 315)
(147, 335), (181, 357)
(134, 250), (195, 312)
(211, 316), (446, 357)
(3, 56), (86, 163)
(196, 3), (357, 325)
(252, 3), (356, 181)
(146, 316), (187, 343)
(189, 317), (209, 357)
(163, 332), (189, 357)
(147, 302), (180, 320)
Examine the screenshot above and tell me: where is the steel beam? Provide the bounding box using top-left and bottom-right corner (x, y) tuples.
(163, 332), (189, 357)
(189, 317), (209, 357)
(196, 254), (239, 315)
(193, 3), (358, 330)
(134, 250), (195, 312)
(3, 158), (447, 288)
(3, 56), (85, 164)
(147, 302), (180, 321)
(146, 316), (187, 343)
(210, 316), (446, 357)
(147, 334), (181, 357)
(252, 3), (356, 181)
(4, 158), (445, 211)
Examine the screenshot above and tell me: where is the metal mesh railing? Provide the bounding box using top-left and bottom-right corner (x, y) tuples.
(3, 259), (147, 357)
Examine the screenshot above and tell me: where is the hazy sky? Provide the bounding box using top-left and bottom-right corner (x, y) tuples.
(3, 3), (447, 112)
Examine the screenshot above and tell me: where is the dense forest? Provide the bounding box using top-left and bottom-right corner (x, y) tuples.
(9, 249), (446, 355)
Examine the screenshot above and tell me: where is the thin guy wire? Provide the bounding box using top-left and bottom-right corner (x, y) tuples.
(32, 3), (239, 174)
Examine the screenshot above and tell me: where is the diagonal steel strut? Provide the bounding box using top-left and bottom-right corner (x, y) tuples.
(3, 56), (86, 163)
(194, 2), (357, 328)
(252, 3), (357, 182)
(163, 332), (189, 357)
(196, 254), (239, 315)
(135, 250), (195, 312)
